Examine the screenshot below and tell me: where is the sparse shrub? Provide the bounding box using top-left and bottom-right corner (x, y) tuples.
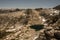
(15, 8), (20, 11)
(39, 12), (46, 16)
(26, 9), (32, 15)
(35, 8), (43, 11)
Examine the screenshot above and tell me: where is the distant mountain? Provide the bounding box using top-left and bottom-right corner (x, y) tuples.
(53, 5), (60, 10)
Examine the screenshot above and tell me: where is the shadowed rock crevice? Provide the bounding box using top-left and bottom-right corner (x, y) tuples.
(29, 25), (44, 31)
(0, 31), (11, 39)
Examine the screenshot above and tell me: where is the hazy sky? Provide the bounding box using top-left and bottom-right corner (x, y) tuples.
(0, 0), (60, 8)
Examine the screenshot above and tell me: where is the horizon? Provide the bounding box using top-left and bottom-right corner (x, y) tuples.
(0, 0), (60, 8)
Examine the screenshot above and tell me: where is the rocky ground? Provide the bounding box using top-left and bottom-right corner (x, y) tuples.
(0, 8), (60, 40)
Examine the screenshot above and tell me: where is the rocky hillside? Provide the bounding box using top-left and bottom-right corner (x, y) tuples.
(0, 8), (60, 40)
(53, 5), (60, 10)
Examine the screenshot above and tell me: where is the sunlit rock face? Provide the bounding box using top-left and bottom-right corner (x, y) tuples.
(0, 8), (60, 40)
